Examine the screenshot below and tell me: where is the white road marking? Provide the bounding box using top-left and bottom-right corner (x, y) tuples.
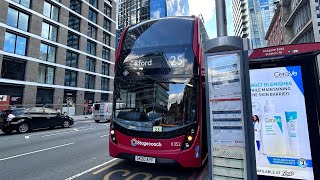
(65, 158), (118, 180)
(28, 128), (76, 137)
(25, 136), (30, 139)
(100, 134), (110, 137)
(0, 142), (75, 161)
(41, 127), (97, 137)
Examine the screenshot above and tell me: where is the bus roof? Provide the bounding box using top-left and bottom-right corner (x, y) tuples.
(127, 16), (196, 31)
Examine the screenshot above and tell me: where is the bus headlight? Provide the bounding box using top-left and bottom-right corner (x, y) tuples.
(181, 128), (196, 150)
(187, 135), (193, 142)
(110, 129), (117, 144)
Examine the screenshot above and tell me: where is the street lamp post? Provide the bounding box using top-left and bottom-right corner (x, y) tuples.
(215, 0), (227, 37)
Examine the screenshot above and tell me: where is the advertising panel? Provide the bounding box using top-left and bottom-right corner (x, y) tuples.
(250, 66), (314, 179)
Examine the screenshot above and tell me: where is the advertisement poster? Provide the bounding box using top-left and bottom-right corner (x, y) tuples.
(250, 66), (314, 179)
(207, 53), (245, 179)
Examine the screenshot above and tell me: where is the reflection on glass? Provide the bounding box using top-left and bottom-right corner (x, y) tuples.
(41, 22), (50, 39)
(48, 46), (56, 62)
(20, 0), (31, 8)
(47, 67), (54, 84)
(38, 65), (46, 83)
(7, 8), (18, 28)
(4, 32), (16, 53)
(114, 77), (198, 131)
(50, 26), (58, 41)
(15, 36), (27, 55)
(51, 6), (59, 21)
(43, 2), (51, 18)
(40, 44), (48, 61)
(18, 12), (29, 31)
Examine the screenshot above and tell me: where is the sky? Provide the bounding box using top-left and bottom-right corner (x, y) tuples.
(187, 0), (234, 38)
(116, 0), (234, 38)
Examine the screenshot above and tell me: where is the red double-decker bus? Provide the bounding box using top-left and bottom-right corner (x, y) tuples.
(109, 16), (208, 168)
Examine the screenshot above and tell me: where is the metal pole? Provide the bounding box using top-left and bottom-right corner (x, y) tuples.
(216, 0), (227, 37)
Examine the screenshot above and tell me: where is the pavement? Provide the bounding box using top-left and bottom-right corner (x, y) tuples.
(70, 115), (94, 121)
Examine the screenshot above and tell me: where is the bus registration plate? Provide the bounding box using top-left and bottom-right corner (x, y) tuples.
(135, 155), (156, 164)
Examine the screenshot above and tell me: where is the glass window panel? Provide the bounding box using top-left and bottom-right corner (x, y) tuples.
(65, 71), (70, 86)
(43, 2), (51, 18)
(50, 25), (58, 41)
(18, 12), (29, 31)
(1, 59), (26, 80)
(4, 32), (16, 53)
(52, 6), (59, 21)
(41, 22), (50, 39)
(70, 0), (81, 14)
(15, 36), (27, 56)
(69, 14), (80, 31)
(20, 0), (31, 8)
(7, 8), (18, 28)
(38, 65), (46, 83)
(48, 46), (56, 62)
(39, 44), (48, 61)
(47, 67), (54, 84)
(71, 71), (77, 87)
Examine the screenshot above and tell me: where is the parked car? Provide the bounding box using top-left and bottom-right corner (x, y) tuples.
(0, 107), (74, 134)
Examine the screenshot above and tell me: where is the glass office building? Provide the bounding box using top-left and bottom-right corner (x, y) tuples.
(233, 0), (279, 48)
(118, 0), (189, 39)
(150, 0), (167, 19)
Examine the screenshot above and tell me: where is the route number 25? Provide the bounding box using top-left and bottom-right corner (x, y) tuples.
(167, 55), (184, 68)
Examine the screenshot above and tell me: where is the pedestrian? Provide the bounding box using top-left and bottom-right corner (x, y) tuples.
(253, 115), (262, 154)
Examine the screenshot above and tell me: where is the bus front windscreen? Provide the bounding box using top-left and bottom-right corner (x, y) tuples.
(113, 76), (198, 133)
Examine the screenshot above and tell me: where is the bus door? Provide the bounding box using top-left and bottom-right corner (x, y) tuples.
(248, 44), (320, 180)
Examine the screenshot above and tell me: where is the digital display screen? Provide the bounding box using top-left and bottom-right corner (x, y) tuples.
(250, 66), (314, 179)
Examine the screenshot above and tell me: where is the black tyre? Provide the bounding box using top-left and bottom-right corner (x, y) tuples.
(2, 128), (13, 134)
(95, 120), (99, 123)
(62, 120), (70, 128)
(17, 123), (30, 134)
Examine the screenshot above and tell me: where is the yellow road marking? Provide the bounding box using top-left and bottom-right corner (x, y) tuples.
(154, 176), (177, 180)
(92, 161), (118, 175)
(103, 169), (130, 180)
(124, 172), (152, 180)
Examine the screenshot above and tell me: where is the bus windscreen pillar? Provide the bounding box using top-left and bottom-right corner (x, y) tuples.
(204, 36), (257, 180)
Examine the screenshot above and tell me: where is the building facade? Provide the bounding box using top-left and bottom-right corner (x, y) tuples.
(232, 0), (250, 39)
(118, 0), (150, 34)
(0, 0), (117, 115)
(232, 0), (279, 48)
(265, 0), (320, 45)
(118, 0), (189, 38)
(265, 3), (284, 46)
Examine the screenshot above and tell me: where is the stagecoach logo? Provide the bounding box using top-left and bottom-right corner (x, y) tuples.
(131, 138), (162, 147)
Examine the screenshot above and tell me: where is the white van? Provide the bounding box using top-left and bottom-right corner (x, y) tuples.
(93, 102), (113, 123)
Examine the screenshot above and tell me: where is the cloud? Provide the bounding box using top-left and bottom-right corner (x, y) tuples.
(152, 10), (161, 18)
(167, 0), (189, 16)
(187, 0), (234, 38)
(188, 0), (215, 22)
